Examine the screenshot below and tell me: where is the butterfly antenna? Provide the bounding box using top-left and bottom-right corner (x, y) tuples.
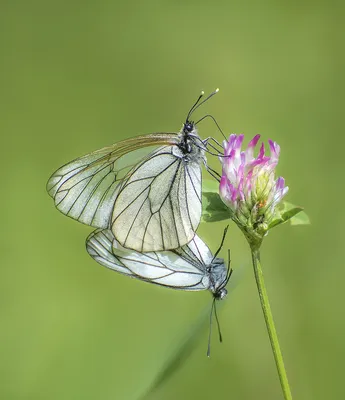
(214, 300), (223, 343)
(207, 298), (216, 357)
(186, 91), (204, 122)
(211, 225), (229, 262)
(195, 114), (226, 140)
(187, 88), (219, 122)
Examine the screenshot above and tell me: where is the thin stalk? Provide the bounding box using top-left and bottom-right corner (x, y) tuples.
(251, 249), (293, 400)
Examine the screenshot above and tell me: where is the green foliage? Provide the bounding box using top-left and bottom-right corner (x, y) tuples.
(269, 202), (310, 230)
(202, 179), (231, 222)
(202, 192), (232, 222)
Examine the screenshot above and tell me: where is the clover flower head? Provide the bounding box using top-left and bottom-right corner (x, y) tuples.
(219, 134), (288, 233)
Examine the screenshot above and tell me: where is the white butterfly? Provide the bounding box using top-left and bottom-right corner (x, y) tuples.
(86, 227), (231, 300)
(47, 90), (219, 252)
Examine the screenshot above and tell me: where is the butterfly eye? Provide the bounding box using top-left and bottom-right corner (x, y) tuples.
(214, 288), (228, 300)
(184, 122), (194, 133)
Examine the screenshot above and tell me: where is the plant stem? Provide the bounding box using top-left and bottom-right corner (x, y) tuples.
(251, 249), (293, 400)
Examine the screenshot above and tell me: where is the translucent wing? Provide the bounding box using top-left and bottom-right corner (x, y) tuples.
(111, 144), (203, 252)
(86, 229), (219, 291)
(173, 234), (214, 266)
(46, 134), (177, 228)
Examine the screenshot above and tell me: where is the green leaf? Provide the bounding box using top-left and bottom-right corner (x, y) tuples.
(268, 202), (310, 229)
(202, 180), (231, 223)
(282, 205), (304, 220)
(202, 192), (231, 223)
(289, 210), (310, 225)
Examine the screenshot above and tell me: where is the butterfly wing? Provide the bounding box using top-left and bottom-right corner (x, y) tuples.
(86, 229), (209, 290)
(173, 233), (214, 266)
(46, 134), (177, 228)
(111, 144), (203, 252)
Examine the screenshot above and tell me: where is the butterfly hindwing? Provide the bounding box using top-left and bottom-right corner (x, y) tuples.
(86, 229), (209, 290)
(111, 145), (203, 252)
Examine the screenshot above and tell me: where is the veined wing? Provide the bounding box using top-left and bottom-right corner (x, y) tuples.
(46, 133), (177, 228)
(111, 145), (202, 252)
(173, 233), (214, 267)
(86, 229), (210, 290)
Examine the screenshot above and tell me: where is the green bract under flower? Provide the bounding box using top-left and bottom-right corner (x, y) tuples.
(219, 134), (288, 238)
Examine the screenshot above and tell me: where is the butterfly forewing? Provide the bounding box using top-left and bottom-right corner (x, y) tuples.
(46, 134), (177, 229)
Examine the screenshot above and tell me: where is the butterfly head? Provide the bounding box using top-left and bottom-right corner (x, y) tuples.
(213, 286), (228, 301)
(183, 120), (195, 134)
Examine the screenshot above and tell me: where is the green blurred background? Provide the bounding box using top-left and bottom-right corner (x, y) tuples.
(1, 1), (343, 399)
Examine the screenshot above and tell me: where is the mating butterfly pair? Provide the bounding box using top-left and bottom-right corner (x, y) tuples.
(47, 90), (232, 354)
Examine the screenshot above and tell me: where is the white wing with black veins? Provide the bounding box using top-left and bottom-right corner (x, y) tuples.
(111, 145), (202, 252)
(86, 229), (211, 290)
(46, 134), (177, 229)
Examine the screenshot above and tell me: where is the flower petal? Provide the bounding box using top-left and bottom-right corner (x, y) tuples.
(219, 134), (288, 229)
